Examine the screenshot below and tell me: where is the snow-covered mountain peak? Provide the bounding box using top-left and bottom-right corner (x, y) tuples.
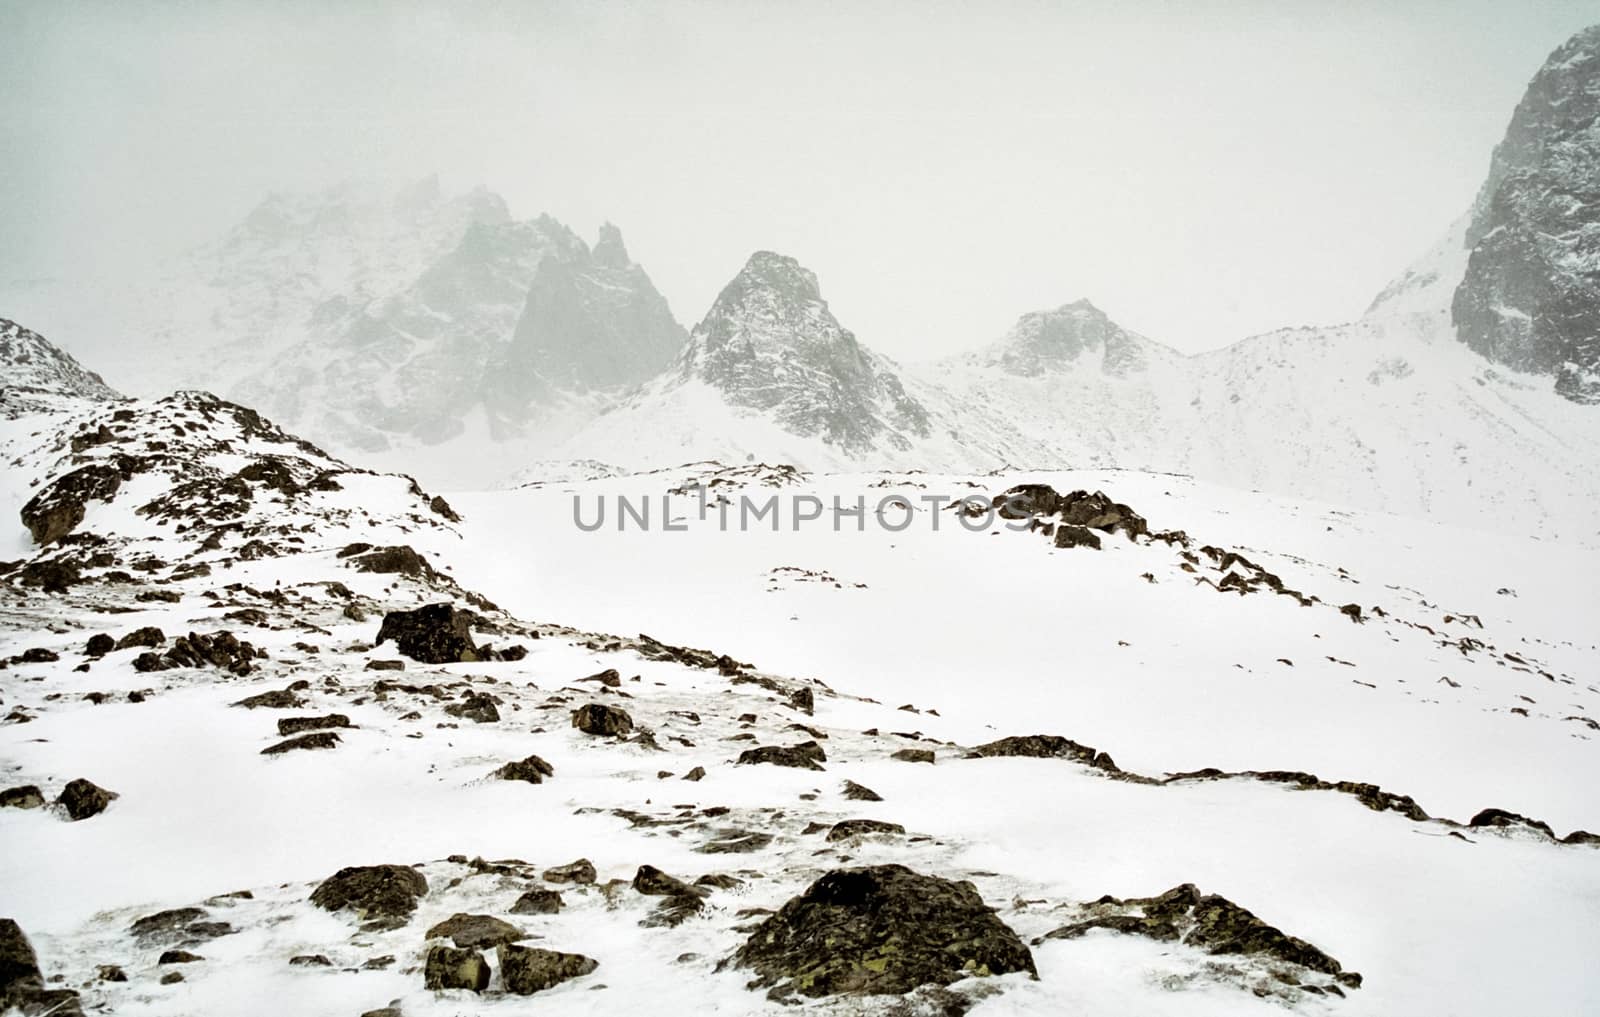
(1451, 22), (1600, 403)
(0, 318), (122, 418)
(983, 298), (1168, 377)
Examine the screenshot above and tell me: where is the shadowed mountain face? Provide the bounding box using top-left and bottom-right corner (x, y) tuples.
(1453, 25), (1600, 404)
(681, 251), (929, 454)
(500, 222), (686, 395)
(984, 299), (1160, 378)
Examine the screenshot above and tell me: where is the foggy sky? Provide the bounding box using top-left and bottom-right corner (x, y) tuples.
(2, 0), (1595, 358)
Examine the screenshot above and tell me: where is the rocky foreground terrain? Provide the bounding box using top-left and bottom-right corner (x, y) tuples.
(2, 320), (1597, 1016)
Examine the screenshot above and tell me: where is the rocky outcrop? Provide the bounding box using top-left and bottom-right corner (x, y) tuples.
(0, 919), (84, 1016)
(309, 864), (428, 929)
(1039, 884), (1361, 999)
(731, 864), (1036, 997)
(1452, 25), (1600, 403)
(497, 944), (598, 995)
(56, 778), (117, 821)
(375, 604), (479, 664)
(571, 703), (633, 737)
(678, 251), (931, 454)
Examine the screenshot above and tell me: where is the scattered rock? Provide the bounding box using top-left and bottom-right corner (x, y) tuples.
(233, 687), (304, 709)
(542, 859), (597, 885)
(737, 741), (826, 770)
(497, 944), (599, 995)
(84, 633), (115, 657)
(731, 864), (1036, 996)
(375, 604), (480, 664)
(571, 702), (634, 737)
(491, 754), (555, 784)
(113, 626), (165, 650)
(826, 819), (907, 842)
(444, 692), (500, 724)
(158, 950), (203, 965)
(1053, 524), (1102, 550)
(424, 914), (526, 949)
(842, 780), (882, 802)
(288, 954), (332, 967)
(510, 889), (564, 915)
(277, 714), (352, 736)
(1038, 883), (1358, 997)
(56, 778), (116, 820)
(310, 865), (428, 929)
(423, 944), (489, 992)
(128, 908), (233, 946)
(682, 766), (707, 782)
(261, 731), (341, 755)
(0, 786), (45, 810)
(892, 748), (936, 764)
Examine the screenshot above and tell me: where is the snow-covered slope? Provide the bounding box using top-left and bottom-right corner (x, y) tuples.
(3, 397), (1596, 1015)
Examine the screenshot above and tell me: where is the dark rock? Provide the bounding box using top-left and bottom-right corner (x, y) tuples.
(422, 944), (489, 992)
(84, 634), (115, 657)
(788, 687), (815, 714)
(571, 702), (633, 737)
(1053, 524), (1102, 550)
(633, 865), (705, 898)
(492, 754), (555, 784)
(542, 859), (596, 885)
(0, 786), (44, 810)
(365, 659), (404, 671)
(56, 778), (116, 820)
(682, 766), (707, 782)
(233, 687), (304, 709)
(892, 748), (936, 764)
(261, 731), (341, 755)
(826, 819), (906, 842)
(842, 780), (882, 802)
(375, 604), (479, 664)
(0, 918), (43, 1009)
(1039, 884), (1354, 987)
(159, 972), (184, 985)
(288, 954), (332, 967)
(731, 864), (1036, 996)
(698, 831), (775, 854)
(158, 950), (203, 964)
(21, 463), (124, 545)
(277, 714), (352, 737)
(510, 889), (564, 915)
(113, 626), (165, 650)
(444, 692), (500, 724)
(96, 965), (127, 982)
(1469, 807), (1557, 838)
(346, 545), (439, 581)
(1340, 603), (1364, 623)
(128, 907), (233, 946)
(310, 865), (428, 928)
(424, 913), (526, 949)
(737, 741), (826, 770)
(580, 668), (622, 687)
(497, 944), (599, 995)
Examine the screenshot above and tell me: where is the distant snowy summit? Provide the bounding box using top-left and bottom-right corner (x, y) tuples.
(231, 207), (684, 453)
(679, 251), (930, 454)
(0, 317), (121, 418)
(1450, 24), (1600, 403)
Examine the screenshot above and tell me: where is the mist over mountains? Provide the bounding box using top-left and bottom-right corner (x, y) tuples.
(3, 24), (1598, 541)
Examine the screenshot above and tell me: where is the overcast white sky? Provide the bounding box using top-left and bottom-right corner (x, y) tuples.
(2, 1), (1595, 357)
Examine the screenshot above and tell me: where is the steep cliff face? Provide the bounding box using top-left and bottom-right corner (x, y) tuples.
(681, 251), (930, 454)
(498, 221), (686, 395)
(1452, 25), (1600, 403)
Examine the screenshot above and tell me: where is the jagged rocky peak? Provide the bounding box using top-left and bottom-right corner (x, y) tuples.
(1452, 23), (1600, 403)
(685, 251), (930, 454)
(0, 318), (122, 416)
(499, 219), (686, 393)
(592, 221), (630, 269)
(987, 298), (1151, 377)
